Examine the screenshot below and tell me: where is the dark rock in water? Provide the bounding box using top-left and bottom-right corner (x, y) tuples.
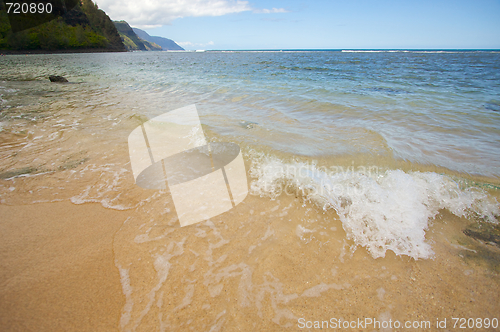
(484, 102), (500, 112)
(464, 222), (500, 246)
(49, 75), (68, 83)
(0, 166), (37, 179)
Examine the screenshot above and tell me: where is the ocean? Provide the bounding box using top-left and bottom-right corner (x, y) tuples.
(1, 50), (499, 330)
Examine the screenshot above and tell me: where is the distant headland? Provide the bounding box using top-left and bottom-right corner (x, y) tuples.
(113, 21), (184, 51)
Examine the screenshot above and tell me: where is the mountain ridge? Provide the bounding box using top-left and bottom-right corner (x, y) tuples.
(132, 28), (184, 51)
(113, 21), (162, 51)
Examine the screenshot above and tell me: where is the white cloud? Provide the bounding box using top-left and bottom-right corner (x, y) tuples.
(178, 41), (215, 49)
(96, 0), (251, 26)
(253, 8), (289, 14)
(95, 0), (288, 27)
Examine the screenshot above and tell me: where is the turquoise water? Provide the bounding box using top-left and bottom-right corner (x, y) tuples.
(2, 51), (500, 330)
(1, 50), (499, 177)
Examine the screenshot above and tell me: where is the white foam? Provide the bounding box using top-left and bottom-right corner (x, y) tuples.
(69, 164), (136, 210)
(341, 50), (473, 54)
(249, 155), (500, 259)
(296, 225), (314, 241)
(117, 265), (134, 330)
(377, 287), (386, 300)
(126, 238), (186, 330)
(209, 310), (227, 332)
(174, 284), (195, 311)
(301, 283), (345, 297)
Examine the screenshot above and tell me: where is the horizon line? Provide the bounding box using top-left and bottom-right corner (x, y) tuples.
(173, 48), (500, 52)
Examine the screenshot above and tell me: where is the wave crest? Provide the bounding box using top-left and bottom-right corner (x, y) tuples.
(249, 154), (500, 259)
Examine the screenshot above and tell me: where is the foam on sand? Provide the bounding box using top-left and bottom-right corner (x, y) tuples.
(249, 155), (500, 259)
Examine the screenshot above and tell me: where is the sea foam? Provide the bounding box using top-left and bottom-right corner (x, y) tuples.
(249, 155), (499, 259)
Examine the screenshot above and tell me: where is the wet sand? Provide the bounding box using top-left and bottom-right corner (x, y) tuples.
(0, 119), (499, 330)
(0, 201), (129, 331)
(0, 193), (499, 331)
(112, 192), (500, 331)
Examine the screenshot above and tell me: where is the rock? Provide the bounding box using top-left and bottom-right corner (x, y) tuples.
(49, 75), (68, 83)
(464, 221), (500, 246)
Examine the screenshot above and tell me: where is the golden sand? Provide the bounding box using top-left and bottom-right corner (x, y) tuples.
(0, 102), (499, 331)
(0, 202), (129, 331)
(0, 193), (499, 331)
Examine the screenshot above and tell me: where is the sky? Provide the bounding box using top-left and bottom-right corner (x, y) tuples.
(94, 0), (500, 50)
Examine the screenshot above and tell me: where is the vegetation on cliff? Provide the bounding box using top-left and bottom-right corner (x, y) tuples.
(113, 21), (161, 51)
(0, 0), (125, 52)
(132, 28), (184, 51)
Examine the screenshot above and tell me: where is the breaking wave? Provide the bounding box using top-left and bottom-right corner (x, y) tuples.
(249, 154), (500, 259)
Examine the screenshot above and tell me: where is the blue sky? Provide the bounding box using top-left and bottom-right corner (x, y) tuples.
(96, 0), (500, 50)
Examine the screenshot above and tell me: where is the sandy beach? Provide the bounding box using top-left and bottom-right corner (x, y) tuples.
(1, 196), (499, 331)
(0, 202), (128, 331)
(1, 51), (499, 331)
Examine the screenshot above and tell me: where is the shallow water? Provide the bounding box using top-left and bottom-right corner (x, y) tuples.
(2, 51), (500, 173)
(1, 51), (499, 330)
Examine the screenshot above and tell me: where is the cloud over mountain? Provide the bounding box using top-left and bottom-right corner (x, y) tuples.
(95, 0), (286, 28)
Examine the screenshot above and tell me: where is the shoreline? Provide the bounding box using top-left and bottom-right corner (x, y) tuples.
(0, 48), (127, 55)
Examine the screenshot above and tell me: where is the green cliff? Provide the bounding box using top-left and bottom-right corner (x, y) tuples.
(113, 21), (161, 51)
(132, 28), (184, 51)
(0, 0), (125, 52)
